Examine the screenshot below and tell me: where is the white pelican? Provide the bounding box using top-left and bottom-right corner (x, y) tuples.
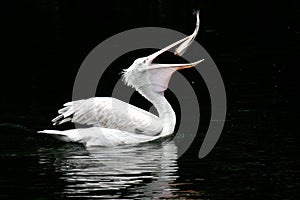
(38, 11), (204, 146)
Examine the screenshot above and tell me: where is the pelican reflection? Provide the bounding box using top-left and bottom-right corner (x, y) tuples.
(49, 141), (178, 198)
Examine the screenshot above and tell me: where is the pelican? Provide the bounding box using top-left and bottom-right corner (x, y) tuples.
(38, 11), (204, 146)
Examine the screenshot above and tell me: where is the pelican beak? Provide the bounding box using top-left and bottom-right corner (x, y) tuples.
(149, 59), (205, 70)
(145, 59), (204, 93)
(174, 10), (200, 56)
(146, 36), (190, 63)
(146, 10), (200, 63)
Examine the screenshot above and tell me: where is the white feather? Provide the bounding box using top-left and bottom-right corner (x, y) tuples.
(38, 127), (167, 146)
(52, 97), (163, 136)
(39, 12), (203, 146)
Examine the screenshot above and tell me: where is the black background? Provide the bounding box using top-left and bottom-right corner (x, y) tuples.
(1, 0), (298, 117)
(0, 0), (299, 199)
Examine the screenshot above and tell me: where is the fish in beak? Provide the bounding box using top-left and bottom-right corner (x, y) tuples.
(143, 10), (203, 92)
(123, 11), (203, 93)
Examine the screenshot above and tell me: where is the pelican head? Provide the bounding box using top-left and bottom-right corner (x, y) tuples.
(122, 10), (203, 94)
(121, 57), (150, 89)
(122, 47), (204, 94)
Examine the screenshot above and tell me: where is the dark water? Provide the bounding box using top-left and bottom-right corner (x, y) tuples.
(1, 0), (299, 199)
(0, 108), (298, 199)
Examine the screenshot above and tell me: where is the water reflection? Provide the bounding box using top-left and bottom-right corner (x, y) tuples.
(44, 141), (179, 198)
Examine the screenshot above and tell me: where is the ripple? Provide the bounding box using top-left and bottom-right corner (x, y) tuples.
(38, 141), (179, 198)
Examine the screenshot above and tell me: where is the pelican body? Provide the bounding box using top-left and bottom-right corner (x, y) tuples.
(39, 11), (203, 146)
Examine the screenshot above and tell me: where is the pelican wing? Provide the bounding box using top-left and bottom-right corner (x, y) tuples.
(52, 97), (163, 136)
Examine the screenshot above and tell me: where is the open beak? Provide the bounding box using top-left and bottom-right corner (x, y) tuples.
(146, 36), (190, 63)
(146, 10), (200, 63)
(145, 58), (204, 93)
(149, 59), (204, 70)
